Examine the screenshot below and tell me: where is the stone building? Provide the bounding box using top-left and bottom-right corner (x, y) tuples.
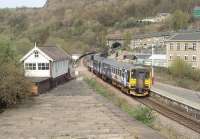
(107, 32), (171, 50)
(165, 32), (200, 68)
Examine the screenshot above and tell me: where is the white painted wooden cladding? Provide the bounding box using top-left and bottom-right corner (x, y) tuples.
(23, 47), (69, 78)
(51, 60), (69, 78)
(24, 51), (51, 78)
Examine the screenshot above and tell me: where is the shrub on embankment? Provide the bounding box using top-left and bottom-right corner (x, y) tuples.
(84, 78), (155, 126)
(169, 58), (200, 81)
(155, 58), (200, 90)
(0, 46), (32, 109)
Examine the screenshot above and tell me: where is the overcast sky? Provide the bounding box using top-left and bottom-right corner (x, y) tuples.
(0, 0), (47, 8)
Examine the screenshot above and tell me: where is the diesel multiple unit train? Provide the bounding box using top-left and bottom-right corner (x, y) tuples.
(86, 54), (152, 97)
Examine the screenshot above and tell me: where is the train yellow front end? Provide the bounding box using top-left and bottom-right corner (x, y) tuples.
(129, 68), (152, 97)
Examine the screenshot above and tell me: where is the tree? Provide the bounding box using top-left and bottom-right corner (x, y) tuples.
(0, 44), (31, 108)
(123, 32), (132, 50)
(169, 58), (192, 78)
(96, 29), (107, 51)
(28, 26), (50, 45)
(170, 10), (189, 31)
(8, 14), (28, 37)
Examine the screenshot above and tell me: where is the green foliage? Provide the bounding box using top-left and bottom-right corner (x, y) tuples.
(168, 58), (200, 82)
(0, 63), (32, 108)
(123, 32), (132, 50)
(8, 14), (28, 36)
(115, 17), (138, 28)
(15, 38), (33, 56)
(85, 78), (156, 126)
(0, 0), (199, 54)
(170, 10), (190, 31)
(132, 106), (155, 125)
(0, 44), (31, 108)
(169, 58), (192, 78)
(27, 25), (50, 45)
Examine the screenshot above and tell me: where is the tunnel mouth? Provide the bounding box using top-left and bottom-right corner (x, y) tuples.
(111, 42), (122, 49)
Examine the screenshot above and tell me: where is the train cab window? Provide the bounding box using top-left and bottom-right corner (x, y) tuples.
(131, 70), (136, 78)
(138, 71), (150, 79)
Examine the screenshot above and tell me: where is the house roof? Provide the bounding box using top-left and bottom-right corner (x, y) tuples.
(168, 32), (200, 41)
(39, 46), (70, 61)
(20, 45), (70, 62)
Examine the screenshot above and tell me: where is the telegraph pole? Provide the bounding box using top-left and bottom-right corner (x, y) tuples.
(151, 44), (154, 82)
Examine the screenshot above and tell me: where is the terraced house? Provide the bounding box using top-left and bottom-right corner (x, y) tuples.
(165, 32), (200, 68)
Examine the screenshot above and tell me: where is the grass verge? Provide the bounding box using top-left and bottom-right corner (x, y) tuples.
(84, 77), (155, 126)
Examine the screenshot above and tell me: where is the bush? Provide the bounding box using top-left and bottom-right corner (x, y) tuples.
(0, 63), (32, 108)
(132, 106), (155, 125)
(169, 58), (200, 81)
(115, 17), (137, 28)
(0, 45), (32, 108)
(169, 58), (192, 78)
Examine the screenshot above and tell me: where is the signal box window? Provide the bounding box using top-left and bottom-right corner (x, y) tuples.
(34, 51), (39, 58)
(38, 63), (49, 70)
(25, 63), (36, 70)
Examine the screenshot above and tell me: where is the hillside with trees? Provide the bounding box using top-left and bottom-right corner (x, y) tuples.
(0, 0), (199, 56)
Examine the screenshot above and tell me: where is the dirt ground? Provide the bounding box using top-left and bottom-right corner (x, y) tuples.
(0, 76), (167, 139)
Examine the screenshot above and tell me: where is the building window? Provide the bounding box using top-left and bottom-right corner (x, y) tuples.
(169, 55), (173, 60)
(184, 55), (188, 61)
(185, 43), (188, 51)
(34, 50), (39, 58)
(177, 43), (180, 51)
(170, 43), (173, 50)
(25, 63), (36, 70)
(193, 43), (197, 50)
(193, 55), (197, 61)
(38, 63), (49, 70)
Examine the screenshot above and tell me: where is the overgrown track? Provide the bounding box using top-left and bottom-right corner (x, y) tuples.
(135, 96), (200, 134)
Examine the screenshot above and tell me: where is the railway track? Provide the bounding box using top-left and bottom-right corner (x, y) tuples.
(135, 96), (200, 134)
(82, 60), (200, 134)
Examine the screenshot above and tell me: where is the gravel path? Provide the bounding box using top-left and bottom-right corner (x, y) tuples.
(0, 76), (165, 139)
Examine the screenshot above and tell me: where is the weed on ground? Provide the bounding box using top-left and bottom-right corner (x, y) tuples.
(84, 77), (155, 126)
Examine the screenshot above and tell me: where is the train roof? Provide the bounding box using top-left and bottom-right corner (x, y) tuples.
(93, 55), (149, 70)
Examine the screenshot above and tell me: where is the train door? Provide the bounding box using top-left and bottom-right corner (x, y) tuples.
(99, 62), (101, 74)
(136, 70), (146, 93)
(122, 69), (127, 86)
